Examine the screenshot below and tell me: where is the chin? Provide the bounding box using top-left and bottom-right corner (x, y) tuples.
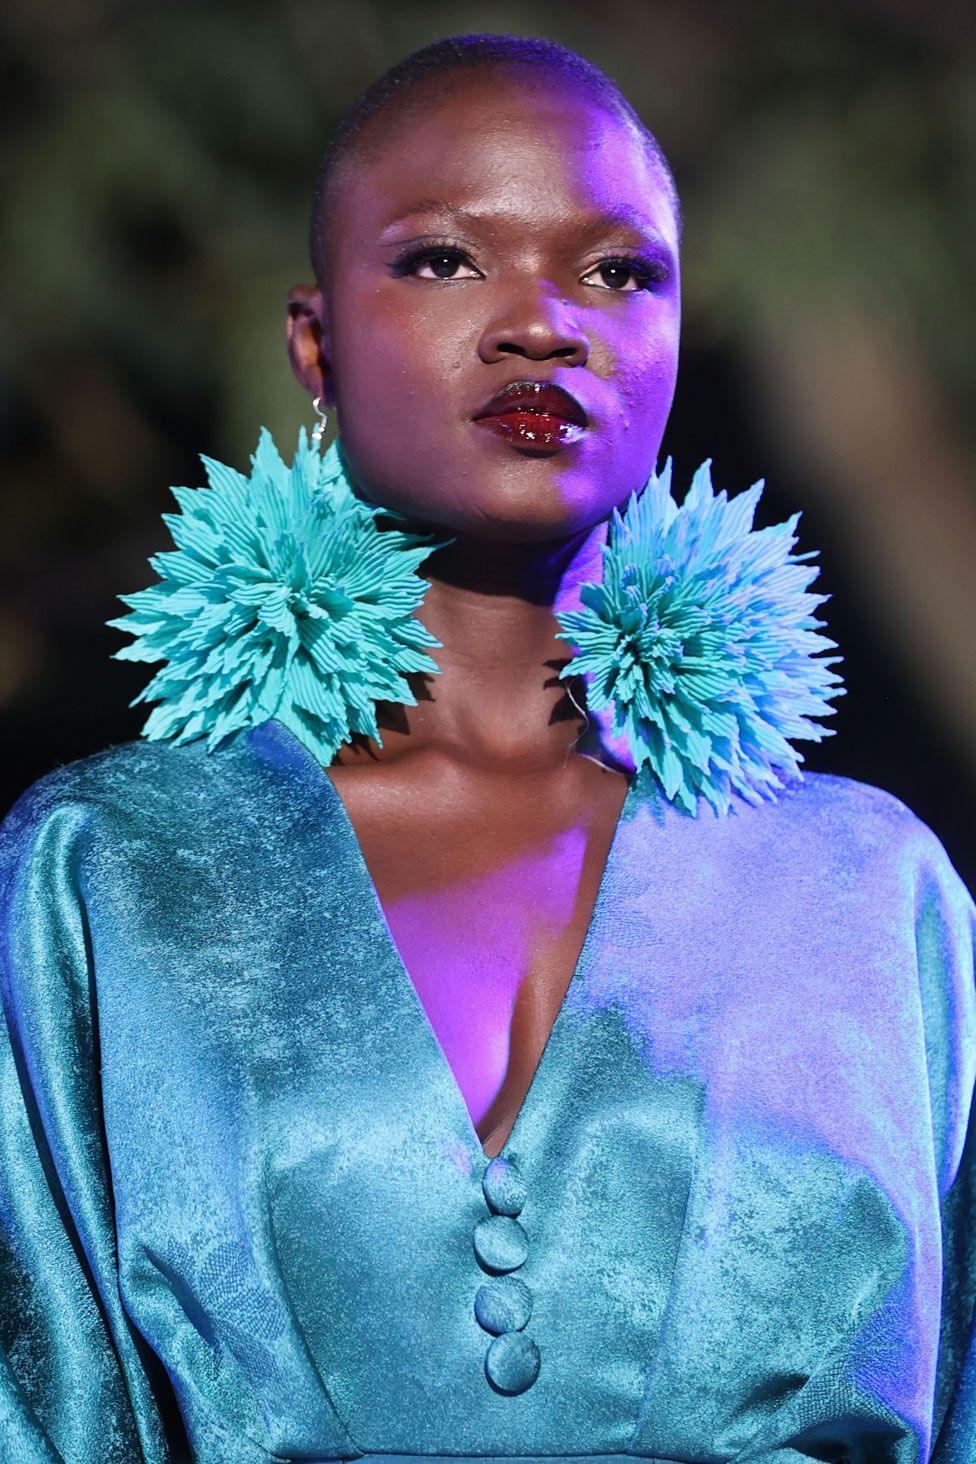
(467, 513), (595, 545)
(450, 481), (607, 545)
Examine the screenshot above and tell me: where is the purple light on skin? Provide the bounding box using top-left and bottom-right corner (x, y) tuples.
(382, 826), (590, 1131)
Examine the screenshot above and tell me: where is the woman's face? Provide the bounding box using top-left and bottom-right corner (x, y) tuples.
(290, 71), (681, 543)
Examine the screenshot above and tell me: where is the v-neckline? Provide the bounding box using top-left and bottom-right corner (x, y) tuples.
(249, 717), (640, 1165)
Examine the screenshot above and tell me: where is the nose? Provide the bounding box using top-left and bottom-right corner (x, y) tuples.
(477, 279), (589, 366)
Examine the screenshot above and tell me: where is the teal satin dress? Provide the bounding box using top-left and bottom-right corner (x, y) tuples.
(1, 716), (974, 1463)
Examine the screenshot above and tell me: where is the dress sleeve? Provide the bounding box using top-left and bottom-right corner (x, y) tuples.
(0, 780), (180, 1463)
(917, 828), (976, 1462)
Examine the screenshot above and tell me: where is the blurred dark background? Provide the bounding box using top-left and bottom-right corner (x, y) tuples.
(2, 0), (975, 885)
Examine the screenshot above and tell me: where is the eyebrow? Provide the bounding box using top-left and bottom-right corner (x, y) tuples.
(379, 199), (673, 253)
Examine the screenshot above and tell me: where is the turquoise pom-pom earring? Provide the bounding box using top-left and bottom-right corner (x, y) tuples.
(107, 412), (454, 766)
(554, 457), (846, 816)
(108, 410), (845, 814)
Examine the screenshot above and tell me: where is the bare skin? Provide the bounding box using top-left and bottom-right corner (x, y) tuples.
(286, 69), (681, 1157)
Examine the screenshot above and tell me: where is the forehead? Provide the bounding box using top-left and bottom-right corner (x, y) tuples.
(337, 71), (677, 250)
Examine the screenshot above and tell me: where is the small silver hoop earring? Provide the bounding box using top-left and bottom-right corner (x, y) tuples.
(311, 395), (329, 448)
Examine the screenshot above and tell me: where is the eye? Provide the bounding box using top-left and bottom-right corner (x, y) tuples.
(582, 255), (670, 293)
(390, 244), (483, 281)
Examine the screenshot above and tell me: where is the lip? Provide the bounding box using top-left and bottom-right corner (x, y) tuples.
(471, 378), (589, 453)
(472, 378), (589, 427)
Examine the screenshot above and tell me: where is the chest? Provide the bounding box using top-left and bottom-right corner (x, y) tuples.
(100, 731), (935, 1459)
(324, 762), (629, 1154)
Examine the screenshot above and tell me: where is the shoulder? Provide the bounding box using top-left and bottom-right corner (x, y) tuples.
(628, 765), (973, 914)
(0, 724), (321, 901)
(783, 766), (957, 850)
(0, 734), (247, 869)
(3, 736), (167, 814)
(768, 768), (974, 914)
(778, 766), (932, 841)
(2, 734), (198, 818)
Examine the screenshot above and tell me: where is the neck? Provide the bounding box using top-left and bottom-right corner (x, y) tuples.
(353, 522), (633, 777)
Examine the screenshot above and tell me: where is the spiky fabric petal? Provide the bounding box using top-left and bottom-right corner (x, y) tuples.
(555, 458), (845, 816)
(108, 427), (449, 765)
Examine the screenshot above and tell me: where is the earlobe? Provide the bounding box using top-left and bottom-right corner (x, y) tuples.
(285, 283), (335, 406)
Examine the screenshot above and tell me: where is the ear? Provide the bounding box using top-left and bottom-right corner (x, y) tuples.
(285, 283), (335, 408)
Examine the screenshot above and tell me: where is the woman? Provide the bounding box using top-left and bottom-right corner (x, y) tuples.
(1, 32), (973, 1464)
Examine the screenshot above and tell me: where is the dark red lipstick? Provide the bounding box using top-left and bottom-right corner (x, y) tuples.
(472, 379), (589, 452)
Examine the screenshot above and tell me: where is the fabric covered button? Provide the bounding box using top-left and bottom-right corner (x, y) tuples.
(482, 1156), (527, 1217)
(472, 1214), (529, 1273)
(474, 1274), (533, 1335)
(484, 1330), (541, 1394)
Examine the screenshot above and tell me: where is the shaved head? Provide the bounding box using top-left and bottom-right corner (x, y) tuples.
(308, 33), (681, 294)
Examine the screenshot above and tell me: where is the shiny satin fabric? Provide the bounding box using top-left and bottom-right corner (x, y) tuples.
(0, 715), (974, 1463)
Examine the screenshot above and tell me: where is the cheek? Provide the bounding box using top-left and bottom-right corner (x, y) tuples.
(613, 342), (679, 437)
(593, 295), (680, 401)
(336, 284), (469, 377)
(325, 287), (469, 511)
(629, 298), (681, 379)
